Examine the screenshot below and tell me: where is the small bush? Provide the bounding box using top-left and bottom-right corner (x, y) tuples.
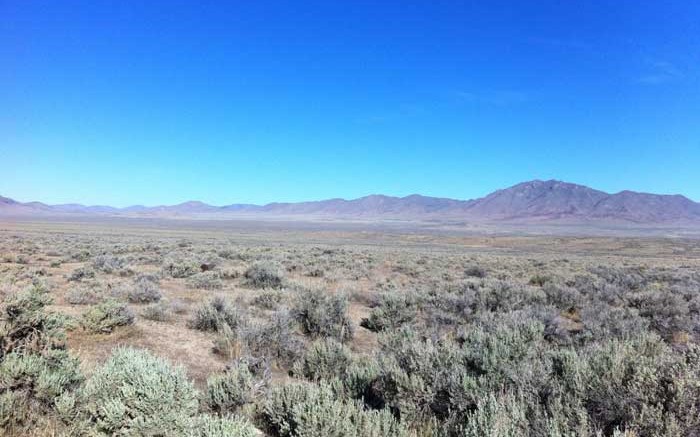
(252, 290), (284, 310)
(204, 362), (265, 414)
(65, 284), (103, 305)
(263, 382), (411, 437)
(464, 265), (487, 278)
(189, 297), (243, 333)
(361, 292), (417, 332)
(292, 338), (353, 382)
(141, 302), (171, 322)
(293, 288), (353, 342)
(244, 261), (286, 289)
(68, 267), (96, 282)
(188, 414), (257, 437)
(187, 271), (224, 290)
(81, 300), (135, 333)
(162, 255), (201, 278)
(127, 276), (162, 303)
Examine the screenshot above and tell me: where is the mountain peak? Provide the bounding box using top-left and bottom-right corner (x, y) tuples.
(1, 181), (699, 224)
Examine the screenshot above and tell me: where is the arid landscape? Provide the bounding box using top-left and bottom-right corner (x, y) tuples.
(4, 1), (699, 435)
(3, 216), (700, 435)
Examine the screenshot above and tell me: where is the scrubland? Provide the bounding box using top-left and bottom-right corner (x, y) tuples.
(2, 220), (700, 436)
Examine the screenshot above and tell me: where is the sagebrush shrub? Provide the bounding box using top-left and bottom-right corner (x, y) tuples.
(75, 347), (199, 435)
(127, 275), (162, 303)
(189, 296), (243, 333)
(81, 300), (135, 333)
(293, 287), (353, 342)
(263, 382), (411, 437)
(244, 260), (286, 289)
(292, 338), (353, 382)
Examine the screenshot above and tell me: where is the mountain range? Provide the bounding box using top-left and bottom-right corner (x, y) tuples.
(2, 180), (700, 224)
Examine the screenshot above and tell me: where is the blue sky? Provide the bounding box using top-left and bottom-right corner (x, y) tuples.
(2, 1), (699, 206)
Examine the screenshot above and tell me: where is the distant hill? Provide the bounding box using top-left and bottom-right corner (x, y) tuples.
(2, 180), (699, 224)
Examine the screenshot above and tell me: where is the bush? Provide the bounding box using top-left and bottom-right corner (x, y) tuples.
(262, 382), (411, 437)
(68, 267), (96, 282)
(464, 265), (487, 278)
(292, 338), (353, 382)
(162, 255), (201, 278)
(0, 285), (83, 432)
(361, 292), (417, 332)
(75, 347), (199, 435)
(240, 310), (303, 367)
(187, 271), (224, 290)
(293, 287), (353, 342)
(189, 297), (243, 333)
(141, 302), (171, 322)
(188, 414), (257, 437)
(127, 275), (162, 303)
(244, 261), (286, 289)
(252, 290), (284, 310)
(81, 300), (135, 333)
(204, 361), (265, 414)
(65, 284), (103, 305)
(91, 254), (127, 274)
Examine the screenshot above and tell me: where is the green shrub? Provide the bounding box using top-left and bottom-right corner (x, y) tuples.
(162, 255), (201, 278)
(75, 347), (199, 435)
(81, 300), (135, 333)
(204, 361), (265, 414)
(252, 290), (284, 310)
(188, 271), (224, 290)
(244, 260), (286, 289)
(0, 285), (83, 432)
(127, 275), (162, 303)
(292, 338), (353, 382)
(188, 414), (257, 437)
(263, 382), (411, 437)
(141, 301), (171, 322)
(189, 296), (243, 332)
(460, 392), (529, 436)
(361, 292), (417, 332)
(293, 287), (353, 342)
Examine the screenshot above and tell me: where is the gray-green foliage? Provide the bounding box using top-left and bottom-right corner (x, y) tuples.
(0, 285), (83, 431)
(244, 260), (286, 289)
(74, 347), (199, 435)
(189, 296), (243, 332)
(361, 292), (418, 332)
(81, 299), (135, 333)
(293, 287), (354, 342)
(292, 338), (353, 382)
(263, 382), (412, 437)
(204, 361), (265, 414)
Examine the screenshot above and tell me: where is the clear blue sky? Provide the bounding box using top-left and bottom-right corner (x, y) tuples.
(2, 1), (699, 206)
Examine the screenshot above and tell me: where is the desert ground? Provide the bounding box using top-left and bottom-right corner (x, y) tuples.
(2, 218), (700, 436)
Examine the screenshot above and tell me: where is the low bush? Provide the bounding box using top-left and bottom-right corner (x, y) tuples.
(189, 297), (243, 333)
(293, 287), (353, 342)
(361, 292), (417, 332)
(204, 361), (265, 414)
(127, 275), (162, 303)
(141, 302), (171, 322)
(187, 271), (224, 290)
(74, 347), (199, 435)
(262, 382), (411, 437)
(65, 284), (103, 305)
(81, 300), (135, 333)
(244, 261), (286, 289)
(292, 338), (353, 382)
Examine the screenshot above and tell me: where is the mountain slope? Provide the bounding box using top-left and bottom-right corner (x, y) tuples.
(1, 180), (698, 224)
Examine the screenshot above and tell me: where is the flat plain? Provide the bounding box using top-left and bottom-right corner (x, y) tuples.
(2, 217), (700, 436)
